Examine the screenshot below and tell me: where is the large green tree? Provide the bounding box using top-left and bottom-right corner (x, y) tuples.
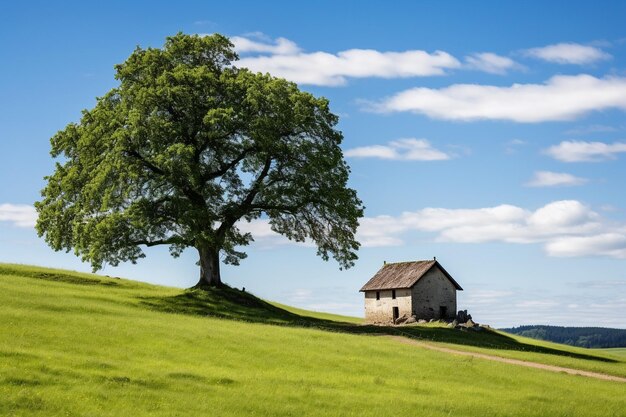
(36, 33), (363, 288)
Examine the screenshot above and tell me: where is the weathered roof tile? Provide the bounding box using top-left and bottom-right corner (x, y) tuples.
(360, 260), (462, 291)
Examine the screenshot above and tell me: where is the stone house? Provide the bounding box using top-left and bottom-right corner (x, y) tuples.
(360, 259), (463, 324)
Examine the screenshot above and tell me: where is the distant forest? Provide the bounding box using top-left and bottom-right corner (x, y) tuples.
(501, 325), (626, 348)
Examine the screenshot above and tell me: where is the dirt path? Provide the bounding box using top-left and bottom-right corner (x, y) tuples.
(389, 336), (626, 383)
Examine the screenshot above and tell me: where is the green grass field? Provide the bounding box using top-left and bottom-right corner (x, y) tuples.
(1, 263), (625, 417)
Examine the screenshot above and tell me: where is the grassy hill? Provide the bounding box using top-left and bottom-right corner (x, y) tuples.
(1, 263), (625, 417)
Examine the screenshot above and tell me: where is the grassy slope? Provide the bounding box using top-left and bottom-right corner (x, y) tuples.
(597, 348), (626, 359)
(1, 264), (625, 417)
(427, 329), (626, 378)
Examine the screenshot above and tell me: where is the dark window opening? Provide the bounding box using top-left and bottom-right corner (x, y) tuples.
(439, 306), (447, 318)
(392, 307), (399, 322)
(392, 289), (396, 299)
(376, 291), (380, 300)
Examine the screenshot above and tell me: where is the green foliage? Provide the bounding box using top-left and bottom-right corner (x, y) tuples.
(502, 325), (626, 349)
(35, 33), (363, 282)
(2, 264), (626, 417)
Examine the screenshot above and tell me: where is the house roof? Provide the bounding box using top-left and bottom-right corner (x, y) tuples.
(359, 260), (463, 292)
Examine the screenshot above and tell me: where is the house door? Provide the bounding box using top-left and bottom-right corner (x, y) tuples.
(439, 306), (447, 318)
(392, 307), (399, 322)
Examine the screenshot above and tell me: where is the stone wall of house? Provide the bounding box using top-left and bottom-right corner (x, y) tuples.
(411, 266), (457, 320)
(364, 288), (412, 324)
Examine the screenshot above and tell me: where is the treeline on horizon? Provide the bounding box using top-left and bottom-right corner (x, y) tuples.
(501, 325), (626, 349)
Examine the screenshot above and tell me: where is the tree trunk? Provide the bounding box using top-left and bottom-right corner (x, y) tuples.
(194, 245), (222, 288)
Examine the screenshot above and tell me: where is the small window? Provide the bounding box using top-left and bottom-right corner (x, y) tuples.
(392, 289), (396, 299)
(376, 291), (380, 300)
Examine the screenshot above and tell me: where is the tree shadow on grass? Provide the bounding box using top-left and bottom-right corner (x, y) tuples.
(138, 285), (617, 364)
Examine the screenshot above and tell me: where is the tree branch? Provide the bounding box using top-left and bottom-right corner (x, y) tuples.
(250, 202), (307, 214)
(239, 155), (273, 209)
(216, 155), (273, 237)
(201, 144), (257, 182)
(195, 130), (238, 162)
(125, 149), (207, 209)
(125, 149), (166, 175)
(131, 236), (190, 247)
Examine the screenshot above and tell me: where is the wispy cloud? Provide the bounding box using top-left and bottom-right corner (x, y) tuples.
(523, 42), (611, 65)
(544, 140), (626, 162)
(525, 171), (588, 187)
(286, 288), (314, 302)
(504, 139), (527, 154)
(0, 204), (37, 228)
(464, 290), (514, 305)
(576, 279), (626, 289)
(464, 52), (521, 74)
(368, 74), (626, 122)
(515, 300), (560, 309)
(564, 124), (618, 135)
(232, 34), (463, 86)
(344, 138), (450, 161)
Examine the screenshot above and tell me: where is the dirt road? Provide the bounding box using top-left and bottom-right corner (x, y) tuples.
(389, 336), (626, 383)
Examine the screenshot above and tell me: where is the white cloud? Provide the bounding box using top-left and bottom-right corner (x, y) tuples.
(528, 200), (597, 227)
(344, 138), (450, 161)
(231, 36), (301, 55)
(525, 171), (588, 187)
(545, 233), (626, 258)
(544, 140), (626, 162)
(370, 74), (626, 122)
(523, 43), (611, 65)
(0, 204), (37, 228)
(238, 49), (460, 86)
(355, 200), (626, 259)
(464, 52), (520, 74)
(233, 35), (461, 86)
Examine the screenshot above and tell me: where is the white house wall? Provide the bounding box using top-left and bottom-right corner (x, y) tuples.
(364, 289), (412, 324)
(411, 267), (457, 320)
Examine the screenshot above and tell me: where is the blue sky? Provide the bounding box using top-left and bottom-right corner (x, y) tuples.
(2, 1), (626, 327)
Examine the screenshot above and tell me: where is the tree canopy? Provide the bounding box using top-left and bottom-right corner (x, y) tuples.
(36, 33), (364, 287)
